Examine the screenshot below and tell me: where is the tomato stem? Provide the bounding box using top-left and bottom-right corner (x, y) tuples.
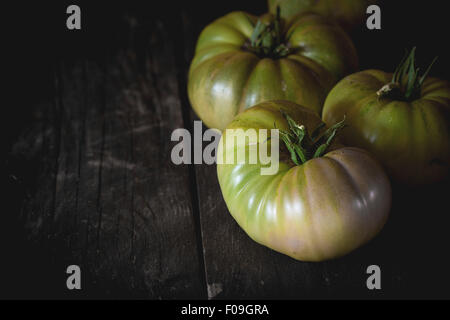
(277, 111), (346, 165)
(247, 6), (292, 59)
(377, 48), (438, 101)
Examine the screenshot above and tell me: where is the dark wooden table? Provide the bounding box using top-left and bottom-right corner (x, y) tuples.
(4, 1), (450, 299)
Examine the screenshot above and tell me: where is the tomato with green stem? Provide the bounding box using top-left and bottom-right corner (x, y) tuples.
(323, 48), (450, 185)
(188, 10), (358, 131)
(217, 100), (391, 261)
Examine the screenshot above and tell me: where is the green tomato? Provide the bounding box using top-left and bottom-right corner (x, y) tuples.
(217, 100), (391, 261)
(322, 69), (450, 185)
(188, 11), (358, 131)
(268, 0), (376, 31)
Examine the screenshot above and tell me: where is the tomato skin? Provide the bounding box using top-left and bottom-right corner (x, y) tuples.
(217, 101), (391, 261)
(322, 70), (450, 185)
(188, 11), (358, 131)
(268, 0), (376, 31)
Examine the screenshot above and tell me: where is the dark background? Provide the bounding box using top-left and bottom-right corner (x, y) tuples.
(4, 0), (450, 299)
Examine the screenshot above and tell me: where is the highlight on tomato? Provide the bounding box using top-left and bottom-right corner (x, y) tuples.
(322, 48), (450, 185)
(217, 100), (391, 261)
(188, 9), (358, 131)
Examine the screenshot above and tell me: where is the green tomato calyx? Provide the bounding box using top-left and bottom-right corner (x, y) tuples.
(377, 47), (438, 101)
(276, 111), (346, 166)
(246, 6), (292, 59)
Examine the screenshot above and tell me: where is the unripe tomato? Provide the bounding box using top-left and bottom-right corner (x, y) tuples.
(217, 100), (391, 261)
(188, 11), (358, 130)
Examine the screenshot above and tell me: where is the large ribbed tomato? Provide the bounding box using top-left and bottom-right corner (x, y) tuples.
(268, 0), (376, 31)
(322, 49), (450, 185)
(217, 100), (391, 261)
(188, 11), (358, 131)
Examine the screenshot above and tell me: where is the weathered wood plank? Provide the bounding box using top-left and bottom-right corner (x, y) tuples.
(11, 14), (206, 298)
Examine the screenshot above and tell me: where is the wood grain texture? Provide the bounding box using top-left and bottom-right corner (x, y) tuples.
(10, 15), (205, 299)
